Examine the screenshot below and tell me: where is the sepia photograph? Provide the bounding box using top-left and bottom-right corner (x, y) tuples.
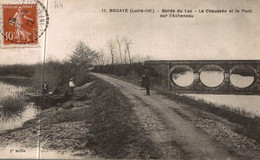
(0, 0), (259, 159)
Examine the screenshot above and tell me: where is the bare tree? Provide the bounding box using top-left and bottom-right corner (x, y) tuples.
(124, 43), (127, 64)
(116, 36), (123, 64)
(123, 37), (132, 64)
(106, 56), (110, 65)
(99, 49), (105, 65)
(107, 40), (115, 65)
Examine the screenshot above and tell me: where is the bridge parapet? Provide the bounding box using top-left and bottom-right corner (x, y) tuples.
(145, 60), (260, 95)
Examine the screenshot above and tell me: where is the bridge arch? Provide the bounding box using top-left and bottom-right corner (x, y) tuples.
(169, 65), (195, 88)
(198, 65), (225, 88)
(145, 60), (260, 95)
(229, 65), (257, 89)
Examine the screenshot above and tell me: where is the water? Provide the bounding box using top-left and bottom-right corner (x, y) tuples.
(173, 70), (260, 116)
(172, 71), (194, 87)
(230, 74), (254, 88)
(200, 71), (224, 87)
(0, 82), (38, 132)
(185, 94), (260, 116)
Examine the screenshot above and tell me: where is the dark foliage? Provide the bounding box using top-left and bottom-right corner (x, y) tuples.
(93, 63), (158, 77)
(0, 64), (37, 77)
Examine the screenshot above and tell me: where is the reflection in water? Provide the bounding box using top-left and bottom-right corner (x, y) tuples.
(0, 82), (38, 132)
(200, 71), (224, 87)
(0, 82), (24, 97)
(230, 66), (255, 88)
(0, 92), (27, 121)
(178, 71), (260, 116)
(230, 74), (254, 88)
(172, 70), (194, 87)
(0, 103), (37, 132)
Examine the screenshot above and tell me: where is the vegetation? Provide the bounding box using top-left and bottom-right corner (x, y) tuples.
(86, 78), (161, 158)
(0, 91), (28, 121)
(93, 63), (158, 77)
(0, 77), (162, 158)
(0, 41), (101, 124)
(32, 60), (74, 93)
(0, 64), (36, 77)
(154, 89), (260, 144)
(0, 41), (100, 94)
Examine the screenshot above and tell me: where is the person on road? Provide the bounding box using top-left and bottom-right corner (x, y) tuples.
(69, 78), (76, 99)
(141, 69), (150, 95)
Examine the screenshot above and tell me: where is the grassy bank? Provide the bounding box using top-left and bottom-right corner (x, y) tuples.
(156, 90), (260, 144)
(83, 78), (161, 158)
(0, 76), (162, 159)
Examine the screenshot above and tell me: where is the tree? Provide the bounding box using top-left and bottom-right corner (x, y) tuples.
(123, 37), (132, 64)
(116, 36), (123, 64)
(70, 41), (100, 69)
(99, 49), (105, 65)
(107, 39), (115, 65)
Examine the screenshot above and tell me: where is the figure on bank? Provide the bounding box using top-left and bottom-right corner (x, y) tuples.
(69, 78), (76, 99)
(141, 69), (150, 95)
(42, 81), (48, 95)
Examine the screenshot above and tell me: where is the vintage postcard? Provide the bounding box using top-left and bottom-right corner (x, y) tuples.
(0, 0), (259, 159)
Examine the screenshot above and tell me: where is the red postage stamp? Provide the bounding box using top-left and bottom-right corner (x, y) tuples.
(2, 4), (38, 45)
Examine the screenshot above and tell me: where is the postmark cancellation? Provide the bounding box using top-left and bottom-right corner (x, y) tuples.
(0, 0), (49, 49)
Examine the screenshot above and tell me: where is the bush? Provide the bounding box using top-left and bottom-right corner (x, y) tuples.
(32, 61), (75, 93)
(31, 60), (93, 94)
(0, 91), (28, 121)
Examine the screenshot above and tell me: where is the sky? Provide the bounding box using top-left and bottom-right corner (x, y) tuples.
(0, 0), (259, 64)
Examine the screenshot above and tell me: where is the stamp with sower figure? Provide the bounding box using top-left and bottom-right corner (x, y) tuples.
(3, 4), (38, 44)
(0, 0), (49, 48)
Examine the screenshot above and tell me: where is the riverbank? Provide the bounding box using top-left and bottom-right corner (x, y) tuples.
(0, 76), (161, 159)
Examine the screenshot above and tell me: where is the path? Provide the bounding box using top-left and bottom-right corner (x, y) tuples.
(91, 73), (239, 160)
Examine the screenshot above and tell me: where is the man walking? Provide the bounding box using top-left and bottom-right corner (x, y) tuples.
(141, 69), (150, 95)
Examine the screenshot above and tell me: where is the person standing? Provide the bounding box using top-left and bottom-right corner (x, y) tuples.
(42, 82), (48, 95)
(141, 69), (150, 95)
(69, 78), (76, 99)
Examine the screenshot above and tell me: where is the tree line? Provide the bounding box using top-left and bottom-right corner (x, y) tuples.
(0, 37), (154, 92)
(98, 36), (152, 65)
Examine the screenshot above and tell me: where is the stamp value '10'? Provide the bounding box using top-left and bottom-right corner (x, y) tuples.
(0, 0), (49, 49)
(3, 4), (38, 45)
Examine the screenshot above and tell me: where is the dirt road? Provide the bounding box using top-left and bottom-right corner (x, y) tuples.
(91, 73), (241, 160)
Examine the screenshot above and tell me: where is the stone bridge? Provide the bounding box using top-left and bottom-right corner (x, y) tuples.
(145, 60), (260, 95)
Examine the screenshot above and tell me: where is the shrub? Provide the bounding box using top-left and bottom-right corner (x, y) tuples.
(0, 91), (28, 121)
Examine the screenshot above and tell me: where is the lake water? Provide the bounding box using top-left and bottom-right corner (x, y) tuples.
(184, 94), (260, 116)
(172, 70), (260, 116)
(0, 82), (38, 132)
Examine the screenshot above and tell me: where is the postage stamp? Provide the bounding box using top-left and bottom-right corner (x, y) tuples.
(0, 0), (49, 48)
(3, 4), (38, 45)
